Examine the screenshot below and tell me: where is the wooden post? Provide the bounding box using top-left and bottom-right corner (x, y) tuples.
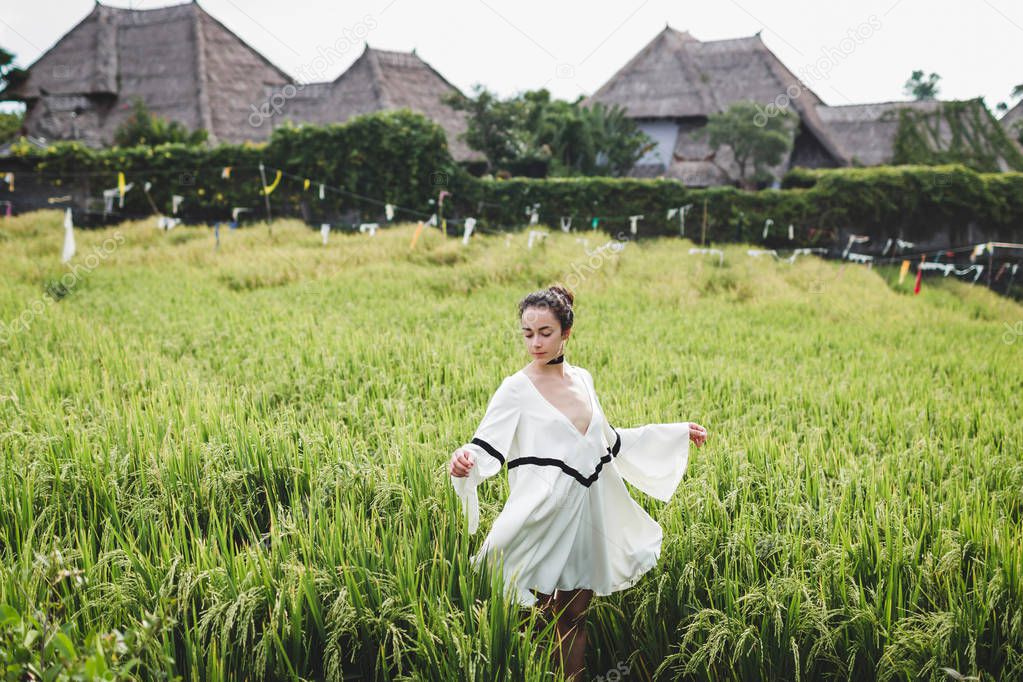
(701, 199), (708, 247)
(258, 162), (273, 234)
(987, 244), (994, 288)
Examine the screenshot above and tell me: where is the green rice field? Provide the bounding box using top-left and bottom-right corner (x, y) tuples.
(1, 210), (1021, 680)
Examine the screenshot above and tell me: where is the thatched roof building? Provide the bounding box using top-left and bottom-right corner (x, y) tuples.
(585, 26), (847, 186)
(815, 99), (1022, 170)
(0, 1), (292, 146)
(278, 45), (480, 162)
(1003, 101), (1023, 136)
(587, 26), (1021, 183)
(1, 2), (478, 160)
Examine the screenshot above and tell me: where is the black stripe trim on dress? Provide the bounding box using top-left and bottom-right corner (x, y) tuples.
(470, 437), (505, 465)
(507, 453), (611, 487)
(609, 426), (621, 456)
(507, 433), (622, 488)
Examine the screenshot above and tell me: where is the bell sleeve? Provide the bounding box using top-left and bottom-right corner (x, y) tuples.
(450, 376), (521, 534)
(582, 368), (690, 502)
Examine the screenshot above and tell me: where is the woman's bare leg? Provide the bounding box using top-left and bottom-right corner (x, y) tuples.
(522, 589), (554, 634)
(552, 588), (594, 681)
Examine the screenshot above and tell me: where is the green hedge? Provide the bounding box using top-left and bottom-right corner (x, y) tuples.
(890, 100), (1023, 172)
(4, 112), (1022, 245)
(451, 165), (1023, 244)
(3, 109), (456, 225)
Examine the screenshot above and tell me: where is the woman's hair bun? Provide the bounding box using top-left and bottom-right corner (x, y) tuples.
(547, 285), (575, 306)
(518, 284), (576, 332)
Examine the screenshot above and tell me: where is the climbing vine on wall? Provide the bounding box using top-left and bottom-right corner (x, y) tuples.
(892, 99), (1023, 172)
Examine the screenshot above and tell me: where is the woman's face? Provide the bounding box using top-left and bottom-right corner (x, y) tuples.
(520, 305), (569, 362)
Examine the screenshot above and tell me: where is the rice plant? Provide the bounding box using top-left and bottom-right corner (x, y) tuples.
(0, 210), (1020, 680)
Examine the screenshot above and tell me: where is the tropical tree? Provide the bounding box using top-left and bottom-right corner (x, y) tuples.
(113, 97), (208, 147)
(445, 86), (650, 177)
(904, 70), (941, 101)
(0, 46), (27, 143)
(0, 46), (27, 94)
(703, 101), (797, 189)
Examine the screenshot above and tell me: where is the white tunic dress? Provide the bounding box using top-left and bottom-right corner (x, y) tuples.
(451, 360), (691, 608)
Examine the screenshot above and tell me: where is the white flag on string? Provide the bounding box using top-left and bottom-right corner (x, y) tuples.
(786, 247), (827, 263)
(102, 188), (118, 216)
(61, 208), (76, 263)
(668, 205), (693, 236)
(628, 214), (644, 235)
(843, 234), (870, 258)
(526, 203), (540, 225)
(462, 217), (477, 245)
(689, 247), (724, 265)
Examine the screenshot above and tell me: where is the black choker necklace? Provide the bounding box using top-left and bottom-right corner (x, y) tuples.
(546, 354), (565, 365)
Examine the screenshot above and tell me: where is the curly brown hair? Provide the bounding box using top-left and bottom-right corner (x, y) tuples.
(518, 285), (575, 332)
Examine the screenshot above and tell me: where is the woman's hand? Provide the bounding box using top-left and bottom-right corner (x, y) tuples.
(688, 423), (707, 447)
(450, 448), (475, 477)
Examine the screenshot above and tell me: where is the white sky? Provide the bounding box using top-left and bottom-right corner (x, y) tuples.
(2, 0), (1021, 115)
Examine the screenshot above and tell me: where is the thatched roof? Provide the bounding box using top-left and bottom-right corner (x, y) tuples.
(814, 100), (935, 167)
(1003, 101), (1023, 133)
(586, 26), (848, 165)
(816, 99), (1022, 170)
(1, 1), (293, 146)
(1, 3), (478, 160)
(280, 45), (480, 162)
(585, 26), (1023, 179)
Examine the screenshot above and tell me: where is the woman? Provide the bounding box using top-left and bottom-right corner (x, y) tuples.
(449, 285), (708, 680)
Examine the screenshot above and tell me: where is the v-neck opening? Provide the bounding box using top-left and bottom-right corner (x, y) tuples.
(518, 363), (596, 438)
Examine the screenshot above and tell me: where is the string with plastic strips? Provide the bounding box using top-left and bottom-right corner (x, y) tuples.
(267, 167), (447, 225)
(847, 241), (1023, 267)
(4, 163), (456, 226)
(265, 167), (688, 229)
(0, 164), (809, 229)
(7, 165), (1023, 264)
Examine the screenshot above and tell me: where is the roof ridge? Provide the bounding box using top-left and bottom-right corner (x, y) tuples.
(749, 36), (850, 163)
(350, 45), (388, 109)
(192, 3), (215, 142)
(365, 45), (418, 57)
(693, 34), (762, 47)
(95, 0), (194, 12)
(193, 3), (293, 82)
(671, 35), (718, 112)
(587, 26), (679, 103)
(820, 97), (980, 110)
